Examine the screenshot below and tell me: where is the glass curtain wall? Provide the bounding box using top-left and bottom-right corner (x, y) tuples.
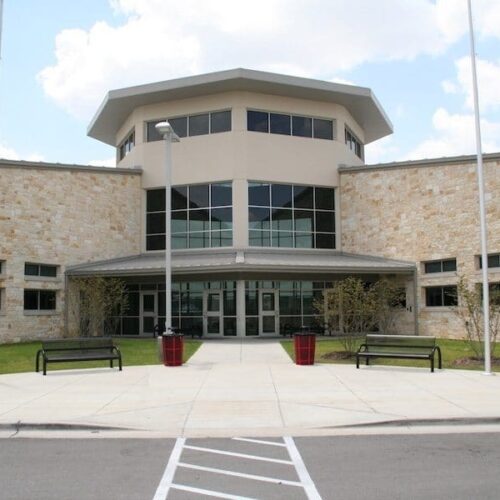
(248, 182), (336, 249)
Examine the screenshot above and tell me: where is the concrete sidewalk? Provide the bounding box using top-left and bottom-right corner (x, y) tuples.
(1, 339), (500, 437)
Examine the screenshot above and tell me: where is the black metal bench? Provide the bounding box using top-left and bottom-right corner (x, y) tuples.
(35, 337), (122, 375)
(356, 334), (442, 372)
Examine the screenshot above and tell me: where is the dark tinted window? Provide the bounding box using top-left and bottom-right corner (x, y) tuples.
(292, 116), (312, 137)
(315, 187), (335, 210)
(211, 208), (232, 230)
(247, 111), (269, 132)
(313, 119), (333, 140)
(40, 291), (56, 310)
(189, 185), (209, 208)
(147, 189), (165, 212)
(315, 211), (335, 233)
(147, 120), (163, 142)
(211, 183), (232, 206)
(426, 286), (458, 306)
(147, 235), (165, 251)
(315, 233), (335, 249)
(25, 264), (39, 276)
(189, 114), (209, 136)
(169, 117), (187, 138)
(249, 207), (271, 229)
(271, 184), (293, 208)
(171, 211), (187, 234)
(425, 261), (442, 274)
(271, 209), (293, 231)
(270, 113), (291, 135)
(294, 211), (314, 232)
(189, 209), (210, 232)
(146, 213), (165, 234)
(24, 290), (38, 310)
(211, 111), (231, 133)
(443, 259), (457, 272)
(248, 183), (270, 206)
(172, 186), (188, 210)
(443, 286), (458, 306)
(293, 185), (314, 209)
(40, 265), (57, 277)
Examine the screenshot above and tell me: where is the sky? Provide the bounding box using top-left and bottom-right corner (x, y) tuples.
(1, 0), (500, 167)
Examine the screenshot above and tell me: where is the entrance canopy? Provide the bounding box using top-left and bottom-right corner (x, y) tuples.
(66, 249), (415, 277)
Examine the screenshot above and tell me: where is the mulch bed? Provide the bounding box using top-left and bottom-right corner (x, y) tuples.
(452, 356), (500, 367)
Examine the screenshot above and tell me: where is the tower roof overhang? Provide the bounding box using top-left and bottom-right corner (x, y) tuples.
(88, 68), (393, 146)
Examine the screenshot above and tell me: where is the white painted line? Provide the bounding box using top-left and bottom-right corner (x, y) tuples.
(284, 436), (323, 500)
(171, 483), (257, 499)
(183, 445), (294, 465)
(178, 461), (303, 487)
(152, 437), (185, 500)
(231, 437), (287, 447)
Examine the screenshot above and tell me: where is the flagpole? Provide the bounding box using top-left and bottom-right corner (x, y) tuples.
(467, 0), (492, 375)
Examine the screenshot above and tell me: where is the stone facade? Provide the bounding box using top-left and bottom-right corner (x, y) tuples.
(340, 154), (500, 338)
(0, 161), (142, 343)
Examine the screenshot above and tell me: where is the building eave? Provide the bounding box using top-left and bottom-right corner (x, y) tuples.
(87, 68), (393, 147)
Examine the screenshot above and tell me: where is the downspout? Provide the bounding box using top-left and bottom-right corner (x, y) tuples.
(64, 271), (69, 337)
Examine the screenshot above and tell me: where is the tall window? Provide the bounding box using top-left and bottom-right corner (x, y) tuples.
(146, 110), (231, 142)
(345, 127), (363, 159)
(247, 110), (335, 141)
(248, 182), (335, 249)
(118, 130), (135, 160)
(146, 183), (233, 251)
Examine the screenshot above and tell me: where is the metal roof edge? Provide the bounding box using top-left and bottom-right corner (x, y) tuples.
(0, 158), (142, 175)
(339, 151), (500, 173)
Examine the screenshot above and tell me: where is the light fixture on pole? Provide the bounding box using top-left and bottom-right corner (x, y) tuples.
(467, 0), (492, 375)
(155, 121), (180, 337)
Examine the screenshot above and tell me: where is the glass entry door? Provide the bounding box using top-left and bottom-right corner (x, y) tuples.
(204, 290), (223, 336)
(259, 290), (278, 335)
(140, 292), (157, 336)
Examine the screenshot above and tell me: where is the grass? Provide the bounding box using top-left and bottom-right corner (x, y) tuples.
(281, 337), (499, 372)
(0, 338), (202, 375)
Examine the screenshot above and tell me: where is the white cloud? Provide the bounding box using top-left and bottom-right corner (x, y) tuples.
(364, 136), (400, 165)
(450, 56), (500, 113)
(88, 157), (116, 168)
(435, 0), (500, 43)
(0, 143), (45, 162)
(39, 0), (455, 120)
(404, 108), (500, 160)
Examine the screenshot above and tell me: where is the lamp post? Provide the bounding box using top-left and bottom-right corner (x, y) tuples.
(155, 121), (180, 337)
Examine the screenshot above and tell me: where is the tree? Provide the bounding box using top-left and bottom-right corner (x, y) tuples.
(67, 277), (128, 337)
(453, 276), (500, 359)
(316, 277), (407, 354)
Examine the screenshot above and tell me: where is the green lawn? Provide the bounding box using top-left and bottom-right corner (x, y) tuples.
(0, 338), (202, 375)
(281, 337), (499, 371)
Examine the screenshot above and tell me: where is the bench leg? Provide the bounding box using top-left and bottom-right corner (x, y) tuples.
(365, 357), (370, 366)
(119, 356), (122, 371)
(356, 355), (360, 369)
(43, 360), (47, 376)
(110, 360), (113, 368)
(431, 357), (434, 373)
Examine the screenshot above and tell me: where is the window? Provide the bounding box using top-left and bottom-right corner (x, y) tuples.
(249, 182), (335, 249)
(118, 130), (135, 160)
(146, 110), (231, 142)
(424, 259), (457, 274)
(146, 183), (233, 251)
(24, 290), (56, 311)
(479, 253), (500, 269)
(247, 110), (335, 141)
(425, 286), (457, 307)
(0, 261), (3, 274)
(345, 127), (363, 159)
(25, 263), (57, 278)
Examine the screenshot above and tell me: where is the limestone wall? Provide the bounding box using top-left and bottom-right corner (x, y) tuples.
(340, 156), (500, 338)
(0, 162), (142, 343)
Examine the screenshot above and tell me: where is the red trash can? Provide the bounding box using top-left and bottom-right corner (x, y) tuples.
(294, 332), (316, 365)
(162, 333), (184, 366)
